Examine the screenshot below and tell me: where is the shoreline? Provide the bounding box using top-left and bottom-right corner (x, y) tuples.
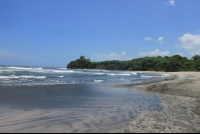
(1, 68), (200, 132)
(114, 71), (200, 133)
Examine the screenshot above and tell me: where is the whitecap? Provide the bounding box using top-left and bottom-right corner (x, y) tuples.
(0, 75), (19, 79)
(140, 75), (158, 78)
(130, 72), (137, 75)
(59, 68), (67, 70)
(108, 73), (131, 76)
(94, 80), (104, 82)
(50, 70), (75, 73)
(0, 70), (15, 73)
(8, 67), (31, 70)
(33, 67), (43, 70)
(0, 75), (46, 79)
(8, 67), (44, 72)
(57, 76), (64, 78)
(92, 73), (105, 75)
(22, 76), (46, 79)
(137, 72), (143, 73)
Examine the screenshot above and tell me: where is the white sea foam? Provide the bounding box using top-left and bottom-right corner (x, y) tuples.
(108, 73), (131, 76)
(57, 76), (64, 78)
(9, 67), (32, 70)
(59, 68), (67, 70)
(94, 80), (104, 82)
(130, 78), (144, 80)
(32, 67), (43, 69)
(0, 70), (14, 73)
(0, 80), (13, 83)
(92, 73), (105, 75)
(140, 75), (158, 78)
(3, 67), (70, 75)
(26, 69), (75, 73)
(84, 70), (98, 72)
(161, 74), (170, 76)
(46, 75), (65, 78)
(0, 75), (46, 79)
(20, 76), (46, 79)
(137, 72), (143, 73)
(7, 67), (44, 73)
(131, 72), (137, 75)
(50, 70), (75, 73)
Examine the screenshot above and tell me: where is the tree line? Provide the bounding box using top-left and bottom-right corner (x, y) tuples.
(67, 55), (200, 72)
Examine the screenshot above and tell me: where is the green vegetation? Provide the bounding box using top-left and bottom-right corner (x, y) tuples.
(67, 55), (200, 72)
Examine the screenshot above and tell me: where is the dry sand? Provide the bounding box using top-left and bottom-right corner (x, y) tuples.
(114, 72), (200, 133)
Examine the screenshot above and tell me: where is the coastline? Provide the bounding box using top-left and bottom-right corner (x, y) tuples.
(114, 71), (200, 133)
(1, 67), (200, 132)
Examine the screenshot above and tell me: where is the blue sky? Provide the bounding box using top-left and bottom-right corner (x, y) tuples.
(0, 0), (200, 67)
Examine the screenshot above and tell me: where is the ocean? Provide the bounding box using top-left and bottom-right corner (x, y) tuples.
(0, 65), (167, 132)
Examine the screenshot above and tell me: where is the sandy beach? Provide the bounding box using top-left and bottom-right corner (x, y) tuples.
(0, 70), (200, 133)
(115, 72), (200, 133)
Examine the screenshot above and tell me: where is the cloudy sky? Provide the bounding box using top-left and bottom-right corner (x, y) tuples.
(0, 0), (200, 67)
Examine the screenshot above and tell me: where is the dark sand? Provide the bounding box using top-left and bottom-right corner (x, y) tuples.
(115, 72), (200, 133)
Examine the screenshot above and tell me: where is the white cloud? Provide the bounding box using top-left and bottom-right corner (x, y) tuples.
(179, 33), (200, 55)
(190, 52), (195, 56)
(91, 52), (133, 61)
(91, 53), (120, 61)
(138, 52), (147, 56)
(144, 37), (153, 41)
(157, 37), (163, 44)
(165, 0), (175, 6)
(174, 53), (185, 57)
(121, 52), (126, 56)
(139, 49), (170, 57)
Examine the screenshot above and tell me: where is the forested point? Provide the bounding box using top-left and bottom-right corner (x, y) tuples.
(67, 55), (200, 72)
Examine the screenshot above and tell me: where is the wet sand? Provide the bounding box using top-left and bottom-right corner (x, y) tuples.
(0, 84), (163, 133)
(115, 72), (200, 133)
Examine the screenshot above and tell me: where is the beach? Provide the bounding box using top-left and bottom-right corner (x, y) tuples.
(0, 66), (167, 133)
(115, 72), (200, 133)
(0, 67), (200, 133)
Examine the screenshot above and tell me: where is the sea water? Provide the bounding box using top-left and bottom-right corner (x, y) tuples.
(0, 65), (167, 132)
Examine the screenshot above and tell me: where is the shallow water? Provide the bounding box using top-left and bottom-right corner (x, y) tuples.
(0, 84), (163, 132)
(0, 66), (165, 132)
